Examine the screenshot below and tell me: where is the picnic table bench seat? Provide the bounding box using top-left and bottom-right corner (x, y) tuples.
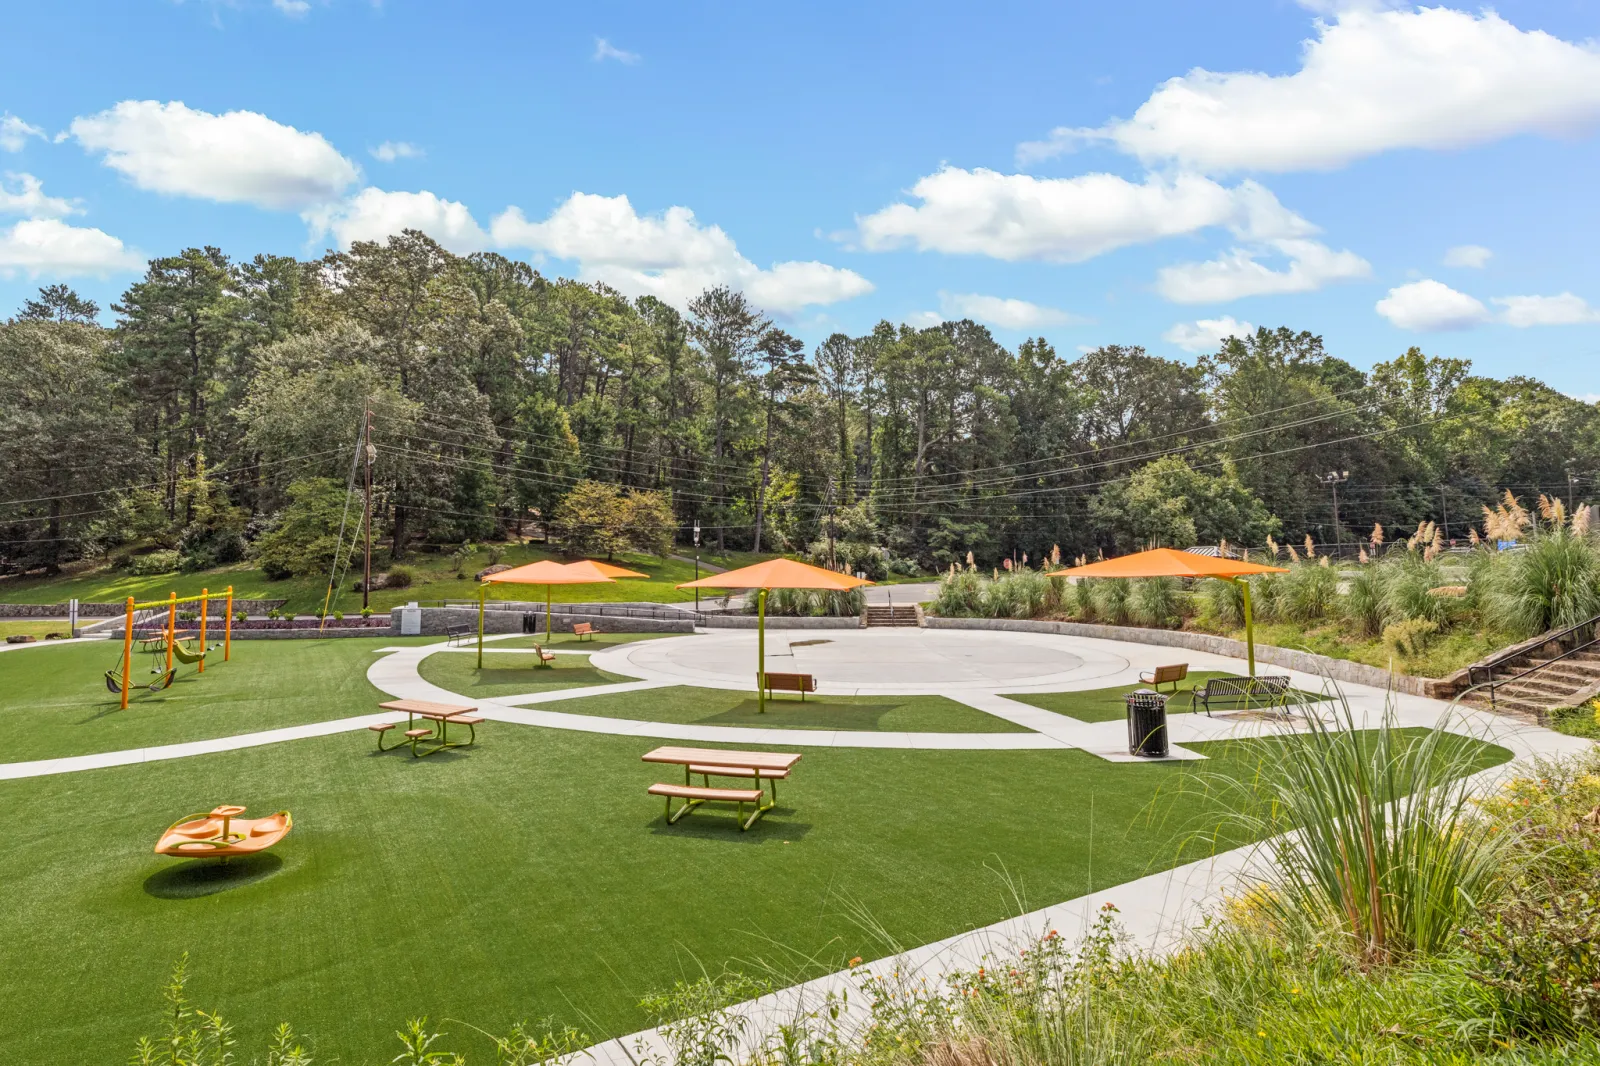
(648, 783), (768, 830)
(1191, 674), (1292, 717)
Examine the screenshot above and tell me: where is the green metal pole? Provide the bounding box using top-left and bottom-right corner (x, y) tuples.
(546, 586), (552, 641)
(1238, 577), (1257, 677)
(757, 587), (767, 714)
(476, 585), (486, 668)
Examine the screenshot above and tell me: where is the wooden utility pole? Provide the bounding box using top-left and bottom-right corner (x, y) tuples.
(362, 402), (374, 611)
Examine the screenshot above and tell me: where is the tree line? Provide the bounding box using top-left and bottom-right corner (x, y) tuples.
(1, 229), (1596, 580)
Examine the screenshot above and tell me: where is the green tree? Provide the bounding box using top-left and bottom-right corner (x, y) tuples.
(1089, 455), (1279, 552)
(251, 477), (360, 580)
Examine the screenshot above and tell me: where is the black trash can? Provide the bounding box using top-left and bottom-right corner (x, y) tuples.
(1125, 689), (1170, 758)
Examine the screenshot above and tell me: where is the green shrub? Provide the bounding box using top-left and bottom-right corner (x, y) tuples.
(1070, 577), (1095, 621)
(1130, 576), (1182, 628)
(1342, 563), (1388, 636)
(384, 565), (416, 590)
(1280, 561), (1339, 622)
(1195, 576), (1245, 629)
(1382, 553), (1450, 627)
(754, 586), (865, 617)
(233, 610), (247, 624)
(982, 569), (1052, 619)
(1480, 530), (1600, 637)
(932, 569), (984, 617)
(266, 608), (280, 620)
(1466, 887), (1600, 1036)
(1382, 617), (1440, 658)
(360, 606), (374, 619)
(128, 549), (181, 576)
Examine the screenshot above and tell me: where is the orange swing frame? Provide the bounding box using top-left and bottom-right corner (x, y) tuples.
(117, 587), (234, 709)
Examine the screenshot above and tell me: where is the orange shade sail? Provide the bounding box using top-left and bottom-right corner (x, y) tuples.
(1048, 548), (1287, 580)
(483, 560), (617, 586)
(581, 560), (649, 578)
(677, 557), (874, 591)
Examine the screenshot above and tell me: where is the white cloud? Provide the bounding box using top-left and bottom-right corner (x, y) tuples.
(593, 38), (640, 64)
(0, 173), (77, 219)
(903, 311), (944, 329)
(71, 100), (359, 210)
(273, 0), (311, 15)
(1493, 292), (1600, 327)
(1, 113), (45, 153)
(1162, 315), (1258, 353)
(1376, 279), (1491, 331)
(0, 218), (142, 278)
(492, 192), (872, 314)
(854, 167), (1315, 263)
(370, 141), (423, 162)
(305, 187), (489, 253)
(1443, 244), (1492, 269)
(1156, 237), (1370, 303)
(1023, 7), (1600, 173)
(938, 291), (1083, 330)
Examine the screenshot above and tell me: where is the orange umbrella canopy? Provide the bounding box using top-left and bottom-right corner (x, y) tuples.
(580, 560), (649, 578)
(483, 559), (617, 586)
(678, 557), (874, 591)
(1048, 548), (1287, 580)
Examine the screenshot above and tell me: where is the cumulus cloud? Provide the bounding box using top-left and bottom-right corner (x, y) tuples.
(0, 218), (142, 278)
(492, 192), (872, 314)
(903, 310), (944, 329)
(853, 167), (1317, 263)
(71, 100), (360, 210)
(1, 113), (45, 153)
(1493, 292), (1600, 327)
(1443, 244), (1492, 268)
(1022, 7), (1600, 172)
(593, 38), (640, 64)
(1375, 279), (1491, 331)
(272, 0), (311, 15)
(305, 187), (489, 253)
(370, 141), (423, 163)
(1156, 237), (1370, 304)
(1162, 315), (1258, 353)
(0, 173), (77, 219)
(938, 291), (1083, 330)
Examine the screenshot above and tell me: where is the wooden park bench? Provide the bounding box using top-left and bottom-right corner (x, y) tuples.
(1190, 675), (1292, 717)
(445, 623), (473, 647)
(763, 671), (817, 700)
(1138, 663), (1189, 693)
(572, 622), (596, 641)
(532, 642), (556, 667)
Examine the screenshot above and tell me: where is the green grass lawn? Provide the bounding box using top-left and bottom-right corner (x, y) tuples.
(534, 684), (1032, 732)
(1002, 673), (1332, 723)
(0, 546), (764, 613)
(0, 619), (77, 640)
(490, 631), (680, 649)
(0, 721), (1507, 1065)
(417, 650), (632, 699)
(0, 637), (440, 764)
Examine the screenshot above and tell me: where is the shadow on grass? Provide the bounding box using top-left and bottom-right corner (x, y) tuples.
(143, 852), (284, 899)
(647, 808), (814, 842)
(698, 698), (893, 730)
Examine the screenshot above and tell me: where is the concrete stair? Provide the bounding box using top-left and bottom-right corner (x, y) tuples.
(864, 605), (920, 627)
(1461, 646), (1600, 721)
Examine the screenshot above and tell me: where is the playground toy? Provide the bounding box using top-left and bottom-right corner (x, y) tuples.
(107, 588), (234, 709)
(154, 805), (292, 858)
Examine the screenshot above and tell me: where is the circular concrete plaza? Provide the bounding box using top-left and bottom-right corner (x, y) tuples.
(589, 626), (1143, 695)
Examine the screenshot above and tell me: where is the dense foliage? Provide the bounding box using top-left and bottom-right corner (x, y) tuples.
(2, 235), (1597, 581)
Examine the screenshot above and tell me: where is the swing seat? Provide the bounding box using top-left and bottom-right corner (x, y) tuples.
(105, 669), (175, 695)
(171, 643), (206, 666)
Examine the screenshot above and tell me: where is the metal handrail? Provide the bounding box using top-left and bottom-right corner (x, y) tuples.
(1467, 613), (1600, 709)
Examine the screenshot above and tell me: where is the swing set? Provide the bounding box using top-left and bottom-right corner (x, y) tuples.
(106, 587), (235, 708)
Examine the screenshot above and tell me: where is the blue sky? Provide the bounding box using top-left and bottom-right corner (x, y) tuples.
(3, 0), (1599, 392)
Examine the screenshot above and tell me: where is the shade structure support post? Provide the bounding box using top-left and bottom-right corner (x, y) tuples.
(224, 586), (233, 661)
(198, 589), (208, 673)
(1234, 577), (1257, 677)
(121, 596), (134, 709)
(477, 585), (486, 668)
(546, 586), (552, 641)
(757, 587), (768, 714)
(165, 592), (177, 674)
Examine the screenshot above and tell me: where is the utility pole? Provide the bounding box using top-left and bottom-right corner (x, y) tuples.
(692, 520), (701, 612)
(1318, 471), (1349, 553)
(362, 402), (374, 611)
(823, 482), (837, 570)
(1439, 485), (1450, 542)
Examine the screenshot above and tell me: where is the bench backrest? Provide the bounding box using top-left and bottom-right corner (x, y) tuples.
(1207, 675), (1289, 696)
(1151, 664), (1188, 684)
(573, 622), (593, 635)
(764, 672), (816, 692)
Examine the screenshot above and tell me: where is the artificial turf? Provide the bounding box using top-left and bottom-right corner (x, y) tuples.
(1004, 673), (1329, 723)
(416, 649), (631, 699)
(0, 721), (1508, 1064)
(0, 637), (440, 764)
(532, 683), (1031, 732)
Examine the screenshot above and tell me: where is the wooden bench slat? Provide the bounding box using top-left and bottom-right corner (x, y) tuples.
(687, 763), (789, 779)
(648, 783), (764, 802)
(446, 714), (484, 725)
(368, 722), (394, 732)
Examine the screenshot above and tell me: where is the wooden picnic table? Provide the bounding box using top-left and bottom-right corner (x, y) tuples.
(379, 699), (480, 756)
(641, 746), (802, 829)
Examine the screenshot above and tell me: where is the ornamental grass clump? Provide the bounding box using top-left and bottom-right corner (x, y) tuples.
(1090, 578), (1130, 626)
(1480, 526), (1600, 637)
(1203, 695), (1507, 966)
(1195, 575), (1245, 629)
(982, 568), (1054, 619)
(1279, 560), (1338, 622)
(932, 567), (984, 617)
(1129, 576), (1182, 628)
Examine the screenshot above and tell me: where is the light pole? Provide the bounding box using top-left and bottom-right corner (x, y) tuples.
(692, 520), (701, 612)
(1318, 471), (1349, 553)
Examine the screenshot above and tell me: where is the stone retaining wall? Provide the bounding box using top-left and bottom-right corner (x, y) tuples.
(702, 615), (861, 630)
(924, 616), (1436, 697)
(0, 599), (285, 618)
(392, 606), (694, 636)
